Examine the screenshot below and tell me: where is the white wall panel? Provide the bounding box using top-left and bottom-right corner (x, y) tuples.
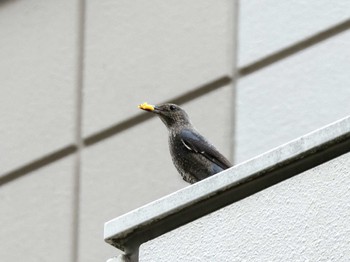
(238, 0), (350, 66)
(0, 0), (79, 174)
(83, 0), (233, 136)
(235, 30), (350, 163)
(0, 156), (75, 262)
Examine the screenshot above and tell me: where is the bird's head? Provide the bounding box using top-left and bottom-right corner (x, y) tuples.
(138, 102), (191, 129)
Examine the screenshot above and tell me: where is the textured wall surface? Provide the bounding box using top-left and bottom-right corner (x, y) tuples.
(0, 157), (75, 262)
(0, 1), (233, 262)
(140, 152), (350, 261)
(0, 0), (79, 174)
(238, 0), (350, 66)
(235, 1), (350, 163)
(83, 0), (234, 136)
(1, 0), (349, 261)
(80, 1), (234, 261)
(235, 29), (350, 163)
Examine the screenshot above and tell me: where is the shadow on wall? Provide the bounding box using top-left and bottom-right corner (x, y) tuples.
(0, 0), (21, 7)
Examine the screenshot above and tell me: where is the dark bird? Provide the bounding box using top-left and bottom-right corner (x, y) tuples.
(138, 102), (232, 184)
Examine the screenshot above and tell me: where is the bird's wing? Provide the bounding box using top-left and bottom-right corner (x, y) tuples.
(180, 129), (232, 170)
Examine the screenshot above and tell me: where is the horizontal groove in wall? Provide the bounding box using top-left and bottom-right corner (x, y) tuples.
(0, 145), (77, 186)
(84, 75), (232, 146)
(0, 76), (231, 185)
(2, 17), (350, 186)
(239, 18), (350, 76)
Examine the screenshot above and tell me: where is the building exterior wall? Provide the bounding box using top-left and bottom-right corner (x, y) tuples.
(0, 0), (79, 175)
(80, 1), (234, 261)
(0, 1), (80, 261)
(235, 1), (350, 163)
(140, 152), (350, 261)
(1, 1), (233, 261)
(0, 1), (349, 262)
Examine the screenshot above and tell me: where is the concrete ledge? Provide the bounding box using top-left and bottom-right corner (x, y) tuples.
(104, 115), (350, 256)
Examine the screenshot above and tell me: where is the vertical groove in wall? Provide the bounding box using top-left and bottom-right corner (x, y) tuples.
(230, 0), (240, 164)
(72, 0), (86, 261)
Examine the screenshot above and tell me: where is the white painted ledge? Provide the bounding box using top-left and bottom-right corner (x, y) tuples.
(104, 115), (350, 260)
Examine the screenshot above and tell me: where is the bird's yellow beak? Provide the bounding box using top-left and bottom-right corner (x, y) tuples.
(138, 102), (155, 112)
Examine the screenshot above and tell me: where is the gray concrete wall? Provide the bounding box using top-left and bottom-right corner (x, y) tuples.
(80, 1), (234, 261)
(235, 1), (350, 162)
(0, 1), (349, 261)
(140, 151), (350, 261)
(0, 1), (233, 261)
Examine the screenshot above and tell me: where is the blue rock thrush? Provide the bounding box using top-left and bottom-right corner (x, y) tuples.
(138, 102), (232, 184)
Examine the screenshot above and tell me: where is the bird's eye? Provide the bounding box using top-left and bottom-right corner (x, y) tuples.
(169, 105), (176, 111)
